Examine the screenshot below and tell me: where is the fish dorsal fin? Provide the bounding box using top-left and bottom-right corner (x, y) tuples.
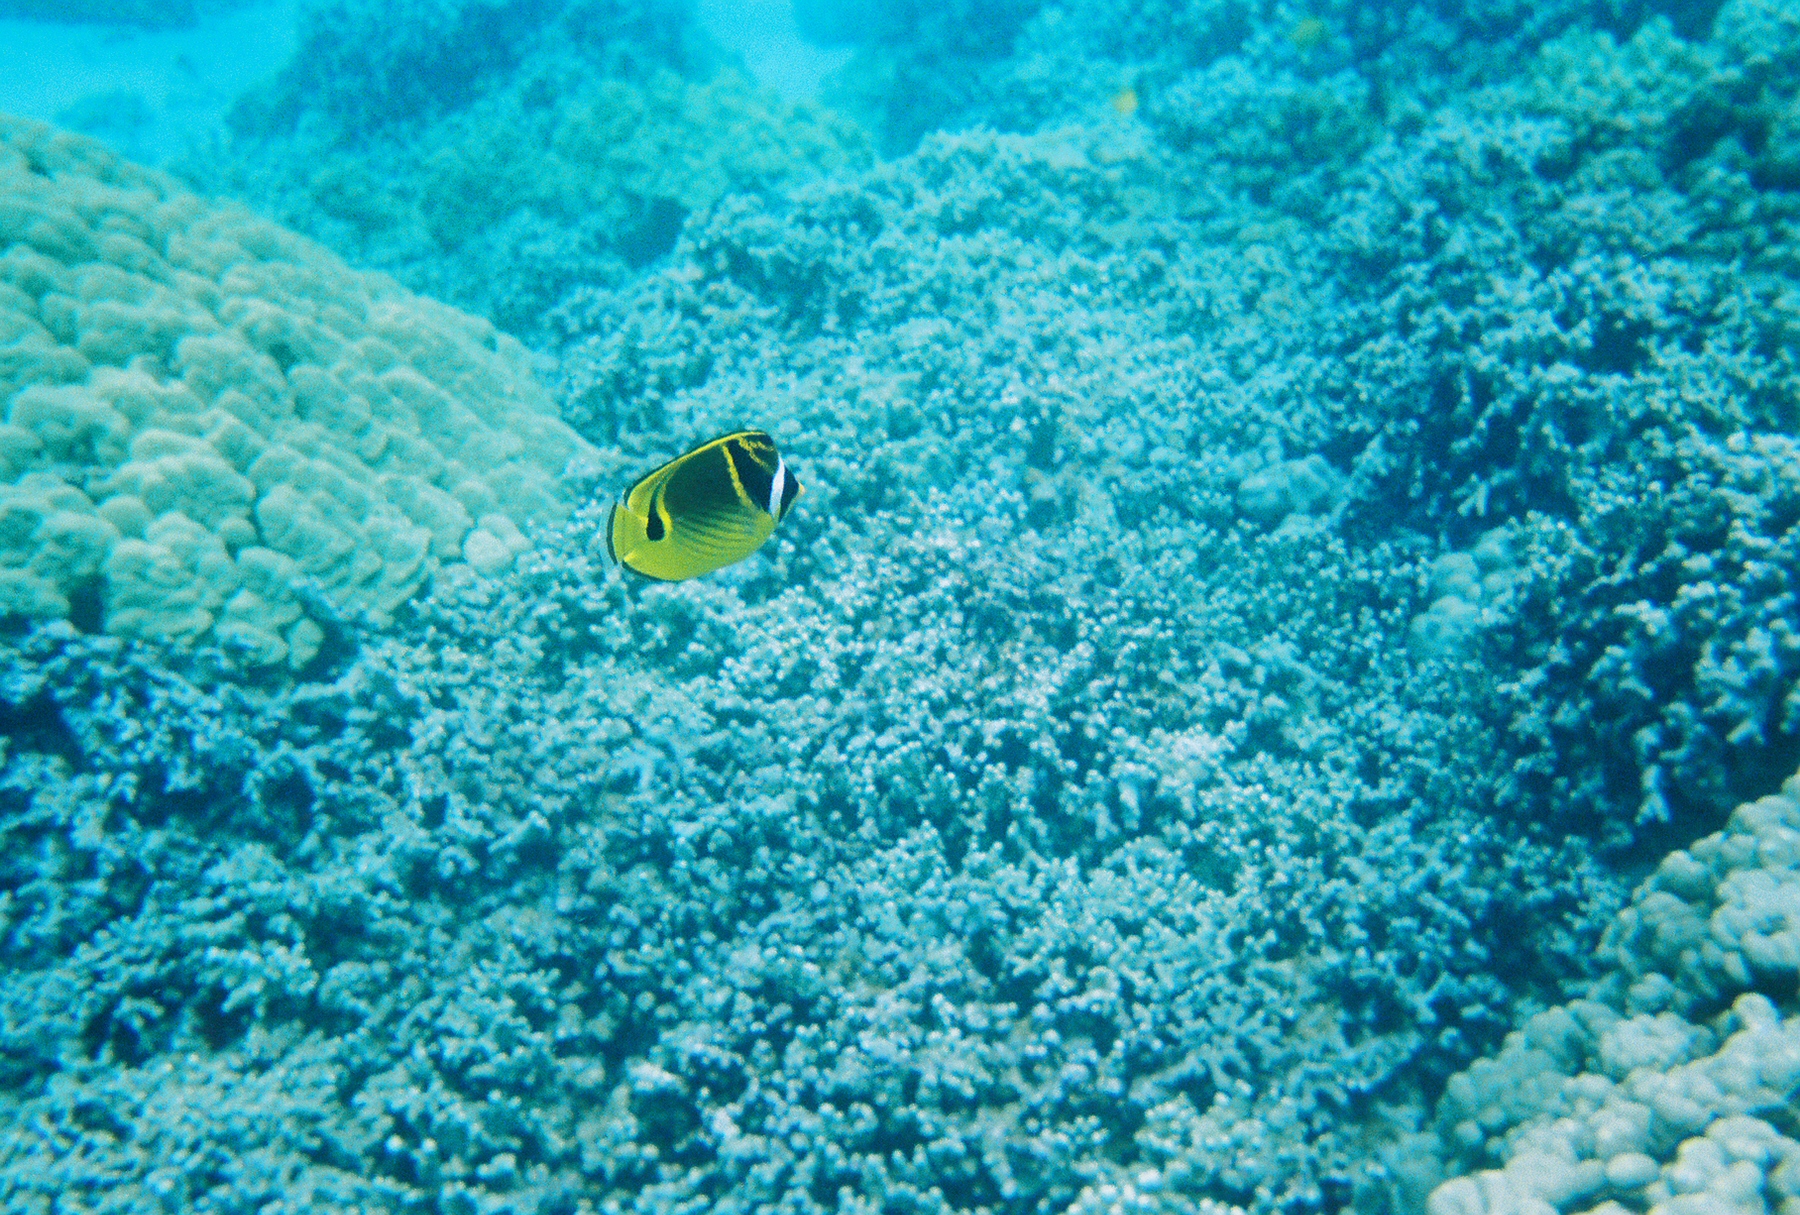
(622, 430), (773, 515)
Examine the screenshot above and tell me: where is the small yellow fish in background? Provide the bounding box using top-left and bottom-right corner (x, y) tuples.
(1111, 87), (1139, 117)
(1289, 16), (1329, 52)
(607, 430), (803, 581)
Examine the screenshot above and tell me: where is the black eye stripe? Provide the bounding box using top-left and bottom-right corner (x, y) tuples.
(645, 507), (665, 541)
(727, 439), (775, 511)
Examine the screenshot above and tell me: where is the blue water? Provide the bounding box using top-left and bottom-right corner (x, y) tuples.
(3, 0), (1798, 1212)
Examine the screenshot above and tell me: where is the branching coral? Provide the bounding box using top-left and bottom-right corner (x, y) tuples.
(1305, 6), (1800, 833)
(196, 0), (871, 336)
(0, 117), (1624, 1214)
(3, 0), (1799, 1212)
(802, 0), (1717, 156)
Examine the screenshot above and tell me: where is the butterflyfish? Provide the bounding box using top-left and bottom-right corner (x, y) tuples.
(606, 430), (803, 581)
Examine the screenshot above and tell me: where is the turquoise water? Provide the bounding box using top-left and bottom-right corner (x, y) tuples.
(2, 1), (1799, 1212)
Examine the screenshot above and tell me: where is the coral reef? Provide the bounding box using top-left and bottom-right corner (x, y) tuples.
(195, 0), (871, 336)
(802, 0), (1713, 155)
(1, 114), (594, 664)
(1, 120), (1615, 1212)
(1314, 5), (1800, 833)
(1423, 772), (1800, 1215)
(567, 0), (1800, 839)
(2, 0), (1799, 1210)
(0, 508), (1610, 1214)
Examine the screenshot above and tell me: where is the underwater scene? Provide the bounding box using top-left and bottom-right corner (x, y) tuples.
(2, 0), (1800, 1211)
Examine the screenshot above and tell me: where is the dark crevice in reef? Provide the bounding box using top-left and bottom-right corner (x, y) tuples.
(0, 691), (83, 772)
(65, 580), (103, 635)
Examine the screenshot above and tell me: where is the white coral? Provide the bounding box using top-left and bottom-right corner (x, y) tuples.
(1427, 772), (1800, 1215)
(0, 114), (596, 662)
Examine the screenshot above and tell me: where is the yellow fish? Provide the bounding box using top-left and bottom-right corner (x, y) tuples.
(606, 430), (802, 581)
(1289, 16), (1328, 51)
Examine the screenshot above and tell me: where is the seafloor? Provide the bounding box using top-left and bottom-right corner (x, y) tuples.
(1, 0), (1799, 1212)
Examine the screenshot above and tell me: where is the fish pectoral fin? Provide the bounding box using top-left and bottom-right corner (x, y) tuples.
(679, 510), (770, 559)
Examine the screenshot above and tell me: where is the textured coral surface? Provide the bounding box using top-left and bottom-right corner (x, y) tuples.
(195, 0), (872, 336)
(1428, 774), (1800, 1215)
(2, 0), (1800, 1210)
(1, 114), (593, 665)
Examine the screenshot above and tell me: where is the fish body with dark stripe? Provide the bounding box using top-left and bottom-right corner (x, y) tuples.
(606, 430), (803, 580)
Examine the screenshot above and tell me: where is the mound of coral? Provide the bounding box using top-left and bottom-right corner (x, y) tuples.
(1, 114), (593, 665)
(1426, 773), (1800, 1215)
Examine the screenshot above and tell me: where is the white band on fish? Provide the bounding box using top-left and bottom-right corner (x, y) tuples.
(768, 459), (787, 516)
